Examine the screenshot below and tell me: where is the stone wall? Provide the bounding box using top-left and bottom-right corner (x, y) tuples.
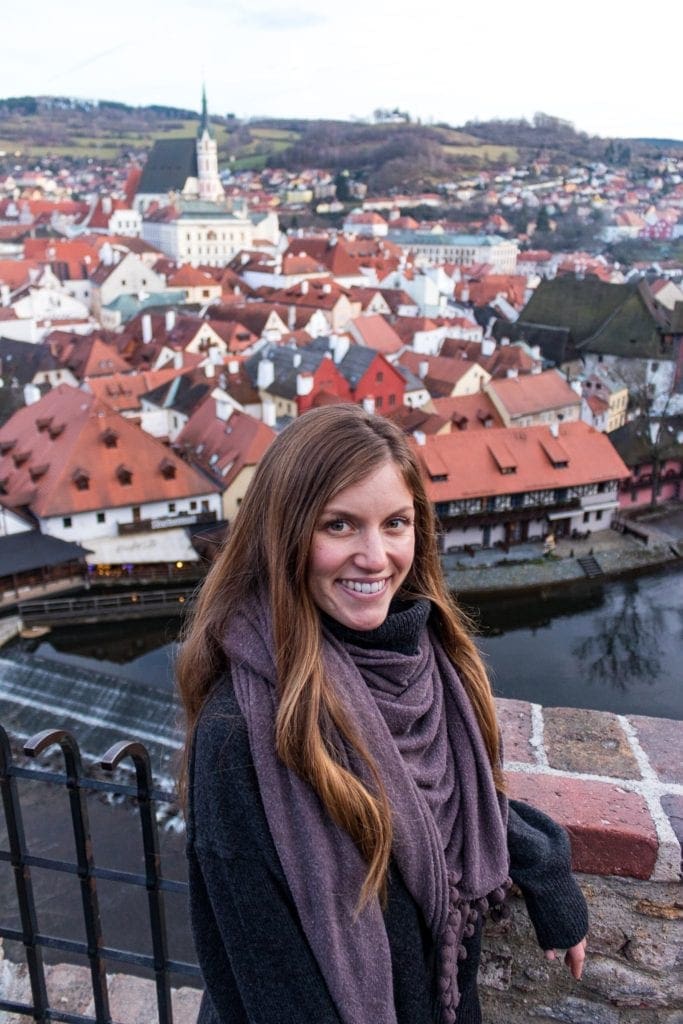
(482, 699), (683, 1022)
(1, 700), (681, 1023)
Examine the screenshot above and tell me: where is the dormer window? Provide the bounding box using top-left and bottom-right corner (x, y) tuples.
(72, 468), (90, 491)
(35, 416), (53, 432)
(0, 476), (8, 495)
(30, 463), (49, 482)
(48, 423), (65, 440)
(159, 458), (176, 480)
(101, 428), (119, 448)
(12, 450), (31, 468)
(0, 439), (17, 456)
(117, 464), (133, 486)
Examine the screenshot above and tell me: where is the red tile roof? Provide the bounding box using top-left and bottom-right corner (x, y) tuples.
(414, 420), (629, 501)
(487, 370), (580, 417)
(0, 383), (218, 517)
(351, 315), (404, 354)
(175, 400), (275, 489)
(431, 393), (504, 430)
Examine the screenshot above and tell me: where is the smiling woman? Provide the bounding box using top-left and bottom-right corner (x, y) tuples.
(176, 404), (588, 1024)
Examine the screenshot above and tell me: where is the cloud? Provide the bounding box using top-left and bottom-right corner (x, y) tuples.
(233, 5), (327, 30)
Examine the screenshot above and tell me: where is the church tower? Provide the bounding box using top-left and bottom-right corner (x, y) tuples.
(196, 85), (225, 203)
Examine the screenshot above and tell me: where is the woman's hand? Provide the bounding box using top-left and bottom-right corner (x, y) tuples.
(544, 937), (587, 980)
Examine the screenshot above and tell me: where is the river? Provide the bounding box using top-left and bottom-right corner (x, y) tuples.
(5, 564), (682, 723)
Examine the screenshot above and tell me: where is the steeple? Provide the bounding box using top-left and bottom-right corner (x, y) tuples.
(195, 84), (224, 203)
(199, 83), (210, 138)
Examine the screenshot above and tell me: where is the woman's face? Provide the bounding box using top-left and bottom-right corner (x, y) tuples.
(307, 460), (416, 631)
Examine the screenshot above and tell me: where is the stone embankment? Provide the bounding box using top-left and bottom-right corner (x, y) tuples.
(445, 525), (683, 597)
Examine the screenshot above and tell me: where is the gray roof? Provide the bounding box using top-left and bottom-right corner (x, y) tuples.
(338, 346), (377, 387)
(245, 345), (328, 400)
(137, 138), (198, 195)
(0, 531), (90, 576)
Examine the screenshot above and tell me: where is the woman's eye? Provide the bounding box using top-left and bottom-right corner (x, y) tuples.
(326, 519), (349, 533)
(387, 517), (410, 530)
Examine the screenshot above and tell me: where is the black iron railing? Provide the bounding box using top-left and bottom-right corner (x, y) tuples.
(0, 724), (200, 1024)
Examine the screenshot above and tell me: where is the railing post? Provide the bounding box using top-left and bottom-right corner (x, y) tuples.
(0, 725), (50, 1022)
(24, 729), (112, 1024)
(101, 740), (173, 1024)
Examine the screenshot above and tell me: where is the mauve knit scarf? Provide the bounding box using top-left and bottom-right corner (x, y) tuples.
(226, 592), (509, 1024)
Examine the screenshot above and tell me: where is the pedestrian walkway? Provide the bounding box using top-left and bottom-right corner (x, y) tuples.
(443, 522), (682, 596)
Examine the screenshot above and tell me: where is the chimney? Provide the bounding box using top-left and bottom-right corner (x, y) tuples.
(228, 359), (240, 374)
(205, 362), (215, 378)
(173, 351), (183, 369)
(413, 429), (426, 446)
(531, 363), (542, 374)
(102, 196), (112, 214)
(419, 361), (429, 379)
(550, 422), (560, 438)
(262, 399), (276, 427)
(293, 352), (302, 368)
(296, 372), (314, 396)
(506, 367), (518, 379)
(288, 305), (296, 330)
(571, 379), (582, 396)
(216, 397), (232, 421)
(142, 314), (152, 344)
(332, 334), (350, 364)
(300, 279), (309, 295)
(165, 309), (176, 331)
(23, 383), (42, 406)
(481, 337), (496, 357)
(322, 283), (331, 294)
(363, 396), (376, 415)
(461, 287), (469, 303)
(257, 357), (275, 390)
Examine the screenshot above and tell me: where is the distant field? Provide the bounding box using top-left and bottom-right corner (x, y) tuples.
(443, 144), (517, 162)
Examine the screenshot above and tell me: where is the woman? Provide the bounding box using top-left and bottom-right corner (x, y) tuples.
(178, 404), (588, 1024)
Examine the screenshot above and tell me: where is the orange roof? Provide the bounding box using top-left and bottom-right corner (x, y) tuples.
(488, 370), (580, 417)
(168, 265), (220, 288)
(431, 393), (504, 430)
(415, 421), (629, 501)
(0, 383), (218, 517)
(351, 315), (404, 354)
(175, 399), (275, 489)
(398, 351), (484, 393)
(87, 368), (185, 413)
(0, 259), (42, 289)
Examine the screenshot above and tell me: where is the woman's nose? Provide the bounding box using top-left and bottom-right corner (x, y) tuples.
(354, 529), (388, 570)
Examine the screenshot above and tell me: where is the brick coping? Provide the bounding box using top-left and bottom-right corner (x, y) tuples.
(497, 698), (682, 883)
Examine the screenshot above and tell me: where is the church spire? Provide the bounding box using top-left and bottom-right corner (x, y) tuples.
(199, 83), (210, 138)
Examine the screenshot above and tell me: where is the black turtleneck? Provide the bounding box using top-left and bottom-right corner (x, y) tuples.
(322, 598), (431, 656)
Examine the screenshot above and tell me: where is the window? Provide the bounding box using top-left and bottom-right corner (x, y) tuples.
(389, 394), (396, 406)
(375, 396), (383, 409)
(376, 371), (384, 383)
(63, 516), (72, 528)
(201, 500), (210, 512)
(168, 502), (176, 513)
(117, 465), (133, 486)
(583, 511), (590, 523)
(596, 509), (603, 521)
(97, 512), (105, 523)
(190, 500), (197, 511)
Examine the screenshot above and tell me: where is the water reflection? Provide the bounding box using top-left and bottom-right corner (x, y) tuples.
(571, 580), (664, 691)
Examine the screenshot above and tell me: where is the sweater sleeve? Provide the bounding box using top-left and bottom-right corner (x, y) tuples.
(507, 798), (589, 952)
(187, 679), (342, 1024)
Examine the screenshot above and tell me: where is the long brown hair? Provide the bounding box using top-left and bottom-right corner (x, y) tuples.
(177, 404), (502, 906)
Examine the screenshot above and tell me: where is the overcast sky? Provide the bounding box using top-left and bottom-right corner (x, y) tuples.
(3, 0), (680, 140)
